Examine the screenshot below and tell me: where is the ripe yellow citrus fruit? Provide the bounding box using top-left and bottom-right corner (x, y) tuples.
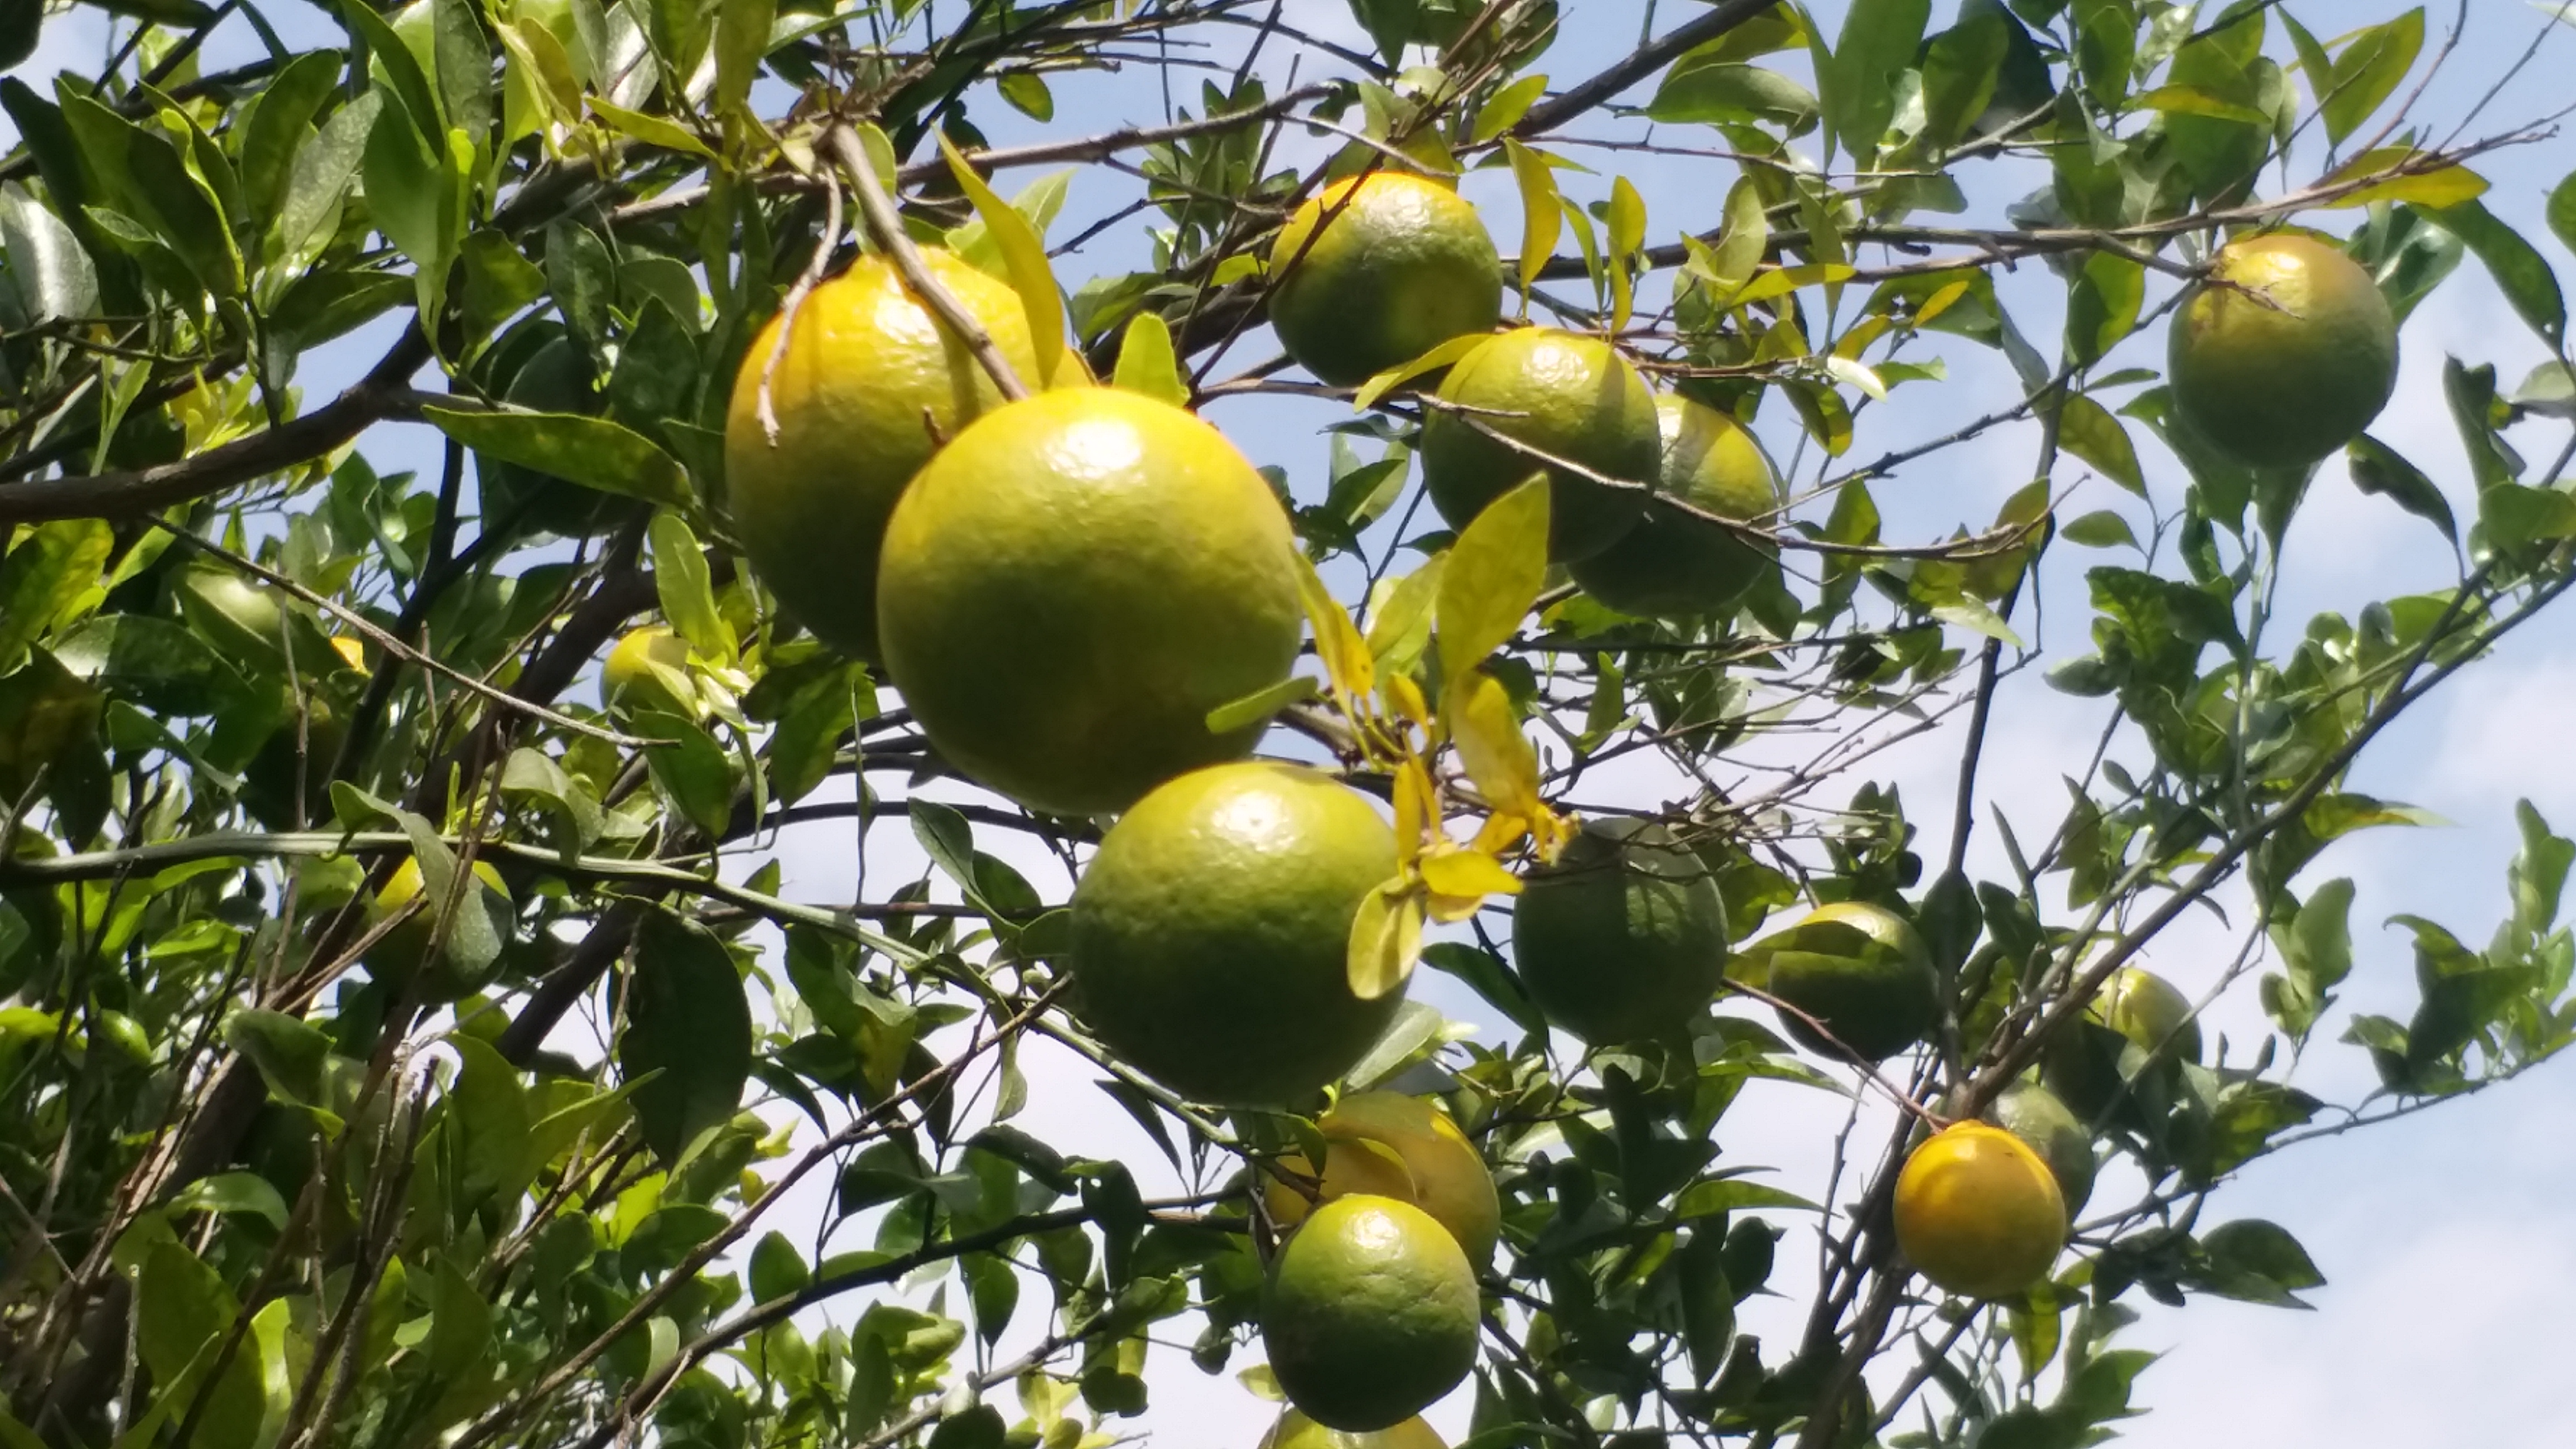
(1068, 763), (1401, 1106)
(2043, 965), (2201, 1122)
(1267, 172), (1502, 387)
(1735, 902), (1940, 1062)
(1420, 329), (1659, 562)
(600, 625), (694, 718)
(1990, 1080), (2094, 1216)
(481, 334), (632, 538)
(1569, 395), (1781, 620)
(1265, 1091), (1502, 1263)
(367, 856), (512, 1003)
(724, 251), (1038, 659)
(1893, 1121), (2066, 1299)
(1259, 1408), (1447, 1449)
(1263, 1195), (1480, 1433)
(876, 388), (1303, 816)
(1512, 818), (1729, 1045)
(2168, 232), (2397, 468)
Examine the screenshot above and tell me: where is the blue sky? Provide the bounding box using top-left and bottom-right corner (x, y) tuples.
(12, 0), (2576, 1442)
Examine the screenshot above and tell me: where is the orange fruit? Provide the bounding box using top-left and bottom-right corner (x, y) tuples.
(1568, 395), (1781, 619)
(1893, 1121), (2065, 1299)
(366, 856), (512, 1003)
(2168, 233), (2397, 468)
(1268, 172), (1502, 386)
(1419, 328), (1659, 562)
(1258, 1408), (1447, 1449)
(875, 389), (1302, 816)
(1732, 902), (1940, 1062)
(1262, 1195), (1480, 1432)
(723, 250), (1039, 659)
(1068, 763), (1401, 1106)
(2043, 965), (2201, 1122)
(600, 625), (694, 719)
(1990, 1080), (2095, 1216)
(1265, 1091), (1502, 1263)
(1511, 818), (1729, 1045)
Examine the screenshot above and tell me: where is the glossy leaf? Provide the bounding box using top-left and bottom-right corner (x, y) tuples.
(622, 910), (754, 1163)
(1110, 312), (1188, 405)
(1503, 139), (1562, 304)
(423, 406), (693, 508)
(1437, 472), (1549, 681)
(940, 130), (1066, 386)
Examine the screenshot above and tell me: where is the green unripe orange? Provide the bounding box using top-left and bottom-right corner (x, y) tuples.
(1735, 902), (1940, 1062)
(1512, 818), (1729, 1045)
(1267, 172), (1502, 387)
(1569, 395), (1780, 619)
(1420, 329), (1658, 562)
(1068, 763), (1401, 1107)
(2169, 233), (2397, 468)
(725, 251), (1039, 660)
(1262, 1195), (1479, 1432)
(877, 389), (1302, 816)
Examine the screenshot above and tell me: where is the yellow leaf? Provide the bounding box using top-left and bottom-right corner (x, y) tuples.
(590, 97), (716, 158)
(1393, 755), (1438, 867)
(1729, 263), (1858, 308)
(1366, 553), (1445, 674)
(502, 18), (580, 129)
(1384, 672), (1431, 730)
(1443, 667), (1541, 818)
(1353, 333), (1488, 410)
(939, 132), (1066, 384)
(1111, 312), (1188, 405)
(1436, 473), (1549, 683)
(1347, 878), (1424, 1001)
(1912, 278), (1973, 329)
(1503, 139), (1562, 306)
(1471, 811), (1531, 856)
(2319, 147), (2488, 209)
(1472, 72), (1549, 144)
(1292, 550), (1374, 707)
(1692, 177), (1768, 302)
(1419, 846), (1522, 901)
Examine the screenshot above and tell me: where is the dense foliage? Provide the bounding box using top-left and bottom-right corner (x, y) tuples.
(2, 2), (2573, 1448)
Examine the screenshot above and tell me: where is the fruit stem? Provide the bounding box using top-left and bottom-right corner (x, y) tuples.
(757, 165), (844, 446)
(826, 124), (1034, 403)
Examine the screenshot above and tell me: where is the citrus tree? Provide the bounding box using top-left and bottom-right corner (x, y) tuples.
(2, 2), (2573, 1448)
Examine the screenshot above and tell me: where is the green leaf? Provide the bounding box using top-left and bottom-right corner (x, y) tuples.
(432, 0), (493, 147)
(750, 1229), (809, 1303)
(2479, 482), (2576, 548)
(1110, 312), (1187, 406)
(423, 405), (693, 508)
(458, 229), (547, 346)
(1419, 940), (1545, 1034)
(2192, 1219), (2326, 1306)
(236, 51), (344, 237)
(997, 71), (1053, 121)
(1204, 674), (1319, 734)
(1688, 177), (1769, 306)
(713, 0), (775, 117)
(621, 910), (752, 1163)
(2319, 8), (2425, 146)
(2549, 167), (2576, 259)
(2059, 509), (2138, 551)
(1503, 139), (1561, 305)
(649, 513), (729, 664)
(590, 96), (715, 158)
(0, 519), (112, 669)
(1646, 61), (1819, 134)
(0, 183), (98, 324)
(429, 1257), (494, 1375)
(341, 0), (443, 146)
(1437, 472), (1550, 680)
(2058, 394), (2144, 496)
(2321, 148), (2488, 209)
(1472, 72), (1548, 143)
(939, 129), (1064, 387)
(1919, 5), (2007, 149)
(2425, 198), (2564, 349)
(636, 713), (736, 840)
(167, 1172), (290, 1229)
(1345, 878), (1422, 1002)
(1673, 1177), (1821, 1216)
(2066, 252), (2143, 367)
(223, 1008), (334, 1109)
(1353, 333), (1486, 410)
(2346, 433), (2456, 542)
(1821, 0), (1931, 166)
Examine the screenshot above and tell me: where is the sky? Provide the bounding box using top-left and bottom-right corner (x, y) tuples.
(13, 0), (2576, 1445)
